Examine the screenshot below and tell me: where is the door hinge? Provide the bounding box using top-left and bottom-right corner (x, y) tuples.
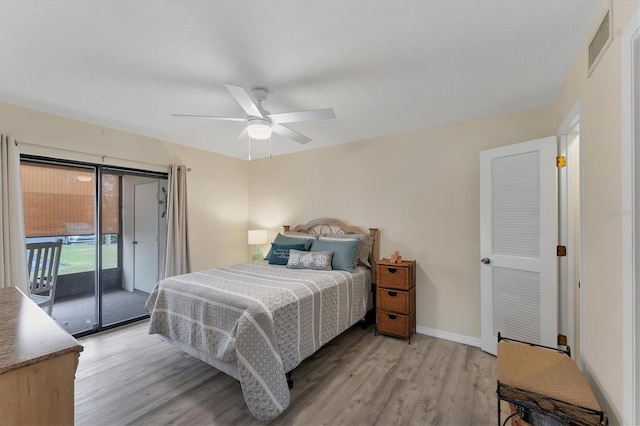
(556, 156), (566, 167)
(557, 245), (567, 256)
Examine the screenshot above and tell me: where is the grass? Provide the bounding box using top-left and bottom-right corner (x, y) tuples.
(58, 243), (118, 275)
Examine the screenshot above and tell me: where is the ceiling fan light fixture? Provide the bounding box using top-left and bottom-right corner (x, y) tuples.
(247, 120), (272, 140)
(173, 84), (335, 148)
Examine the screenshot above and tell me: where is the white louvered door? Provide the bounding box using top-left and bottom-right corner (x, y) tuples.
(480, 137), (557, 355)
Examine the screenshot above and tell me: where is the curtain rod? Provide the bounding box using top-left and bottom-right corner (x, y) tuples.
(15, 139), (191, 171)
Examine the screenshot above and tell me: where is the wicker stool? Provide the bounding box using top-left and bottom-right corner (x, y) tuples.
(496, 336), (607, 426)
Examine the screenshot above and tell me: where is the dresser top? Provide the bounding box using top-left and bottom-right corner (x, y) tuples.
(0, 287), (83, 374)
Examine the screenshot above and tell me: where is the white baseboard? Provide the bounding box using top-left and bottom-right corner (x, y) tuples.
(416, 325), (481, 348)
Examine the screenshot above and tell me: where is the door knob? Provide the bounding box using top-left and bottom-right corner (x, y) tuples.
(481, 258), (491, 264)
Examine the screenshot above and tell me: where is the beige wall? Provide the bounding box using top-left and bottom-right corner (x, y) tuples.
(552, 1), (639, 423)
(0, 102), (249, 271)
(248, 106), (553, 340)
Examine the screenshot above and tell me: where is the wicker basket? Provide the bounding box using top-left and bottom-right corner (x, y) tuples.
(376, 259), (415, 290)
(508, 403), (564, 426)
(377, 286), (415, 312)
(377, 309), (410, 337)
(508, 403), (531, 426)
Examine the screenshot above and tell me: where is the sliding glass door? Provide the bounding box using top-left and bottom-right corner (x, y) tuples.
(21, 157), (167, 336)
(101, 171), (168, 328)
(21, 161), (98, 334)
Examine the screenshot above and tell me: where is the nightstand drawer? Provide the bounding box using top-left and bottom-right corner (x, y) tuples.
(376, 260), (415, 290)
(377, 309), (414, 338)
(377, 287), (415, 314)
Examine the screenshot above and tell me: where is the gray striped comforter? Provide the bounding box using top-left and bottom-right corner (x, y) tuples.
(145, 261), (371, 421)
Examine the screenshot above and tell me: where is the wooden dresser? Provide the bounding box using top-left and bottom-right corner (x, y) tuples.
(376, 259), (416, 343)
(0, 287), (83, 426)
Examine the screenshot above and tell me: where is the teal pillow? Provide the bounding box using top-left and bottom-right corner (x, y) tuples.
(268, 243), (307, 265)
(265, 233), (315, 260)
(310, 239), (359, 272)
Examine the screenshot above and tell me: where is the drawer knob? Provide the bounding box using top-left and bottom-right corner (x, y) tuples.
(387, 268), (398, 274)
(388, 314), (397, 320)
(387, 291), (398, 297)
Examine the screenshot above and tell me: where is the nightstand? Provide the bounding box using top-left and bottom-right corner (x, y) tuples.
(375, 259), (416, 343)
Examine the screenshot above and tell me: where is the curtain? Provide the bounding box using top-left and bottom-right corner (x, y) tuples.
(161, 164), (191, 279)
(0, 135), (29, 293)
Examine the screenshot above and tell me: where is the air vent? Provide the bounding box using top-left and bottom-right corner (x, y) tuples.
(588, 6), (613, 77)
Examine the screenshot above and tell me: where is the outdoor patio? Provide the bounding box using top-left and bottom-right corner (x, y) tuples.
(51, 289), (149, 335)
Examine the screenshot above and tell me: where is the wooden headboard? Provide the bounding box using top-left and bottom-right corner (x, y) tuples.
(283, 218), (379, 284)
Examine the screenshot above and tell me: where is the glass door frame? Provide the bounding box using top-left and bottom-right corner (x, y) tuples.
(21, 154), (167, 337)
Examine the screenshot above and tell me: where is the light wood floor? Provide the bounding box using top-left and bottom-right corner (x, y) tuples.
(75, 320), (498, 425)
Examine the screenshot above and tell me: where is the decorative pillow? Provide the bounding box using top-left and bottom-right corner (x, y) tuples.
(319, 234), (374, 267)
(286, 249), (333, 271)
(310, 239), (359, 272)
(268, 243), (307, 265)
(265, 233), (315, 260)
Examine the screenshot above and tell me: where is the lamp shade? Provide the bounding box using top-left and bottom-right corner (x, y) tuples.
(248, 229), (268, 245)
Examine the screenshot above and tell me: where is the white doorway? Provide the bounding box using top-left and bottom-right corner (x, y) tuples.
(133, 181), (160, 294)
(480, 136), (558, 355)
(121, 176), (167, 295)
(557, 103), (583, 366)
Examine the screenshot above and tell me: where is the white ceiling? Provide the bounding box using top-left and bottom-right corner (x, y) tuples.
(0, 1), (603, 160)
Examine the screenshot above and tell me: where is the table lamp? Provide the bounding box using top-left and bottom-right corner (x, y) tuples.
(248, 229), (268, 261)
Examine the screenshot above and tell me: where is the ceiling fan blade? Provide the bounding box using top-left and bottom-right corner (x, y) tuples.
(271, 123), (312, 144)
(224, 84), (264, 118)
(267, 108), (336, 124)
(172, 114), (247, 122)
(231, 127), (248, 144)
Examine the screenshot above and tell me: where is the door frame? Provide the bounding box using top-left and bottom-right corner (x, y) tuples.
(19, 155), (167, 337)
(557, 101), (583, 367)
(622, 7), (640, 425)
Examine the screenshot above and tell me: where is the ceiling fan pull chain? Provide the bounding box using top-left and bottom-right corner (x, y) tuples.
(248, 135), (252, 161)
(269, 137), (272, 159)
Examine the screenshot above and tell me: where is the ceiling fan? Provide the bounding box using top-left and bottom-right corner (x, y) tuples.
(173, 83), (336, 145)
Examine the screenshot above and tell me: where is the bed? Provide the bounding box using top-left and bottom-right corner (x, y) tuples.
(145, 218), (379, 421)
